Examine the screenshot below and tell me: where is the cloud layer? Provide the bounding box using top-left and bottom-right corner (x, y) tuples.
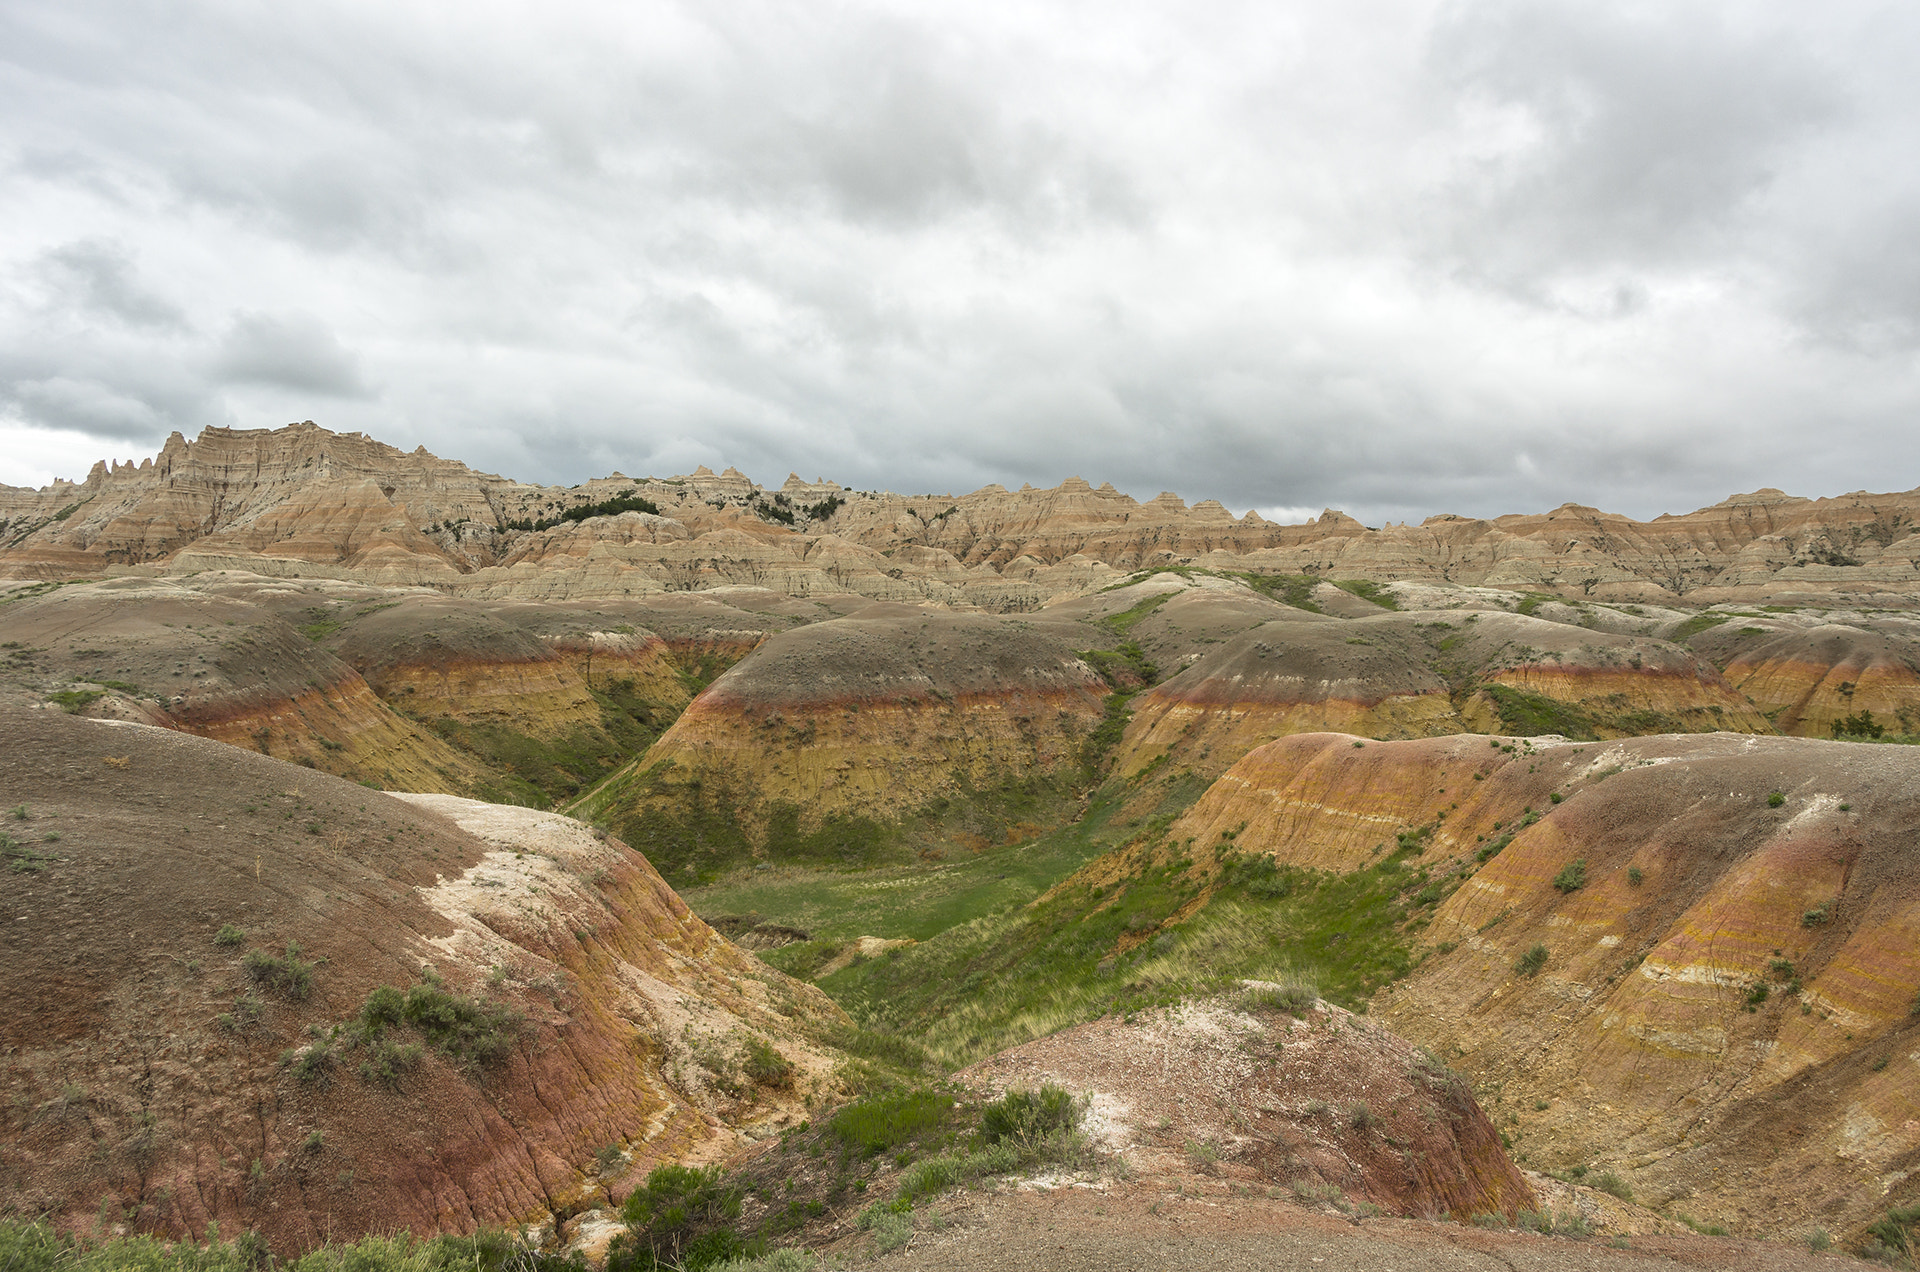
(3, 0), (1917, 523)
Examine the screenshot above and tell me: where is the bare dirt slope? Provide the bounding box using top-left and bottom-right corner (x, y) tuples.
(963, 994), (1535, 1221)
(0, 707), (846, 1253)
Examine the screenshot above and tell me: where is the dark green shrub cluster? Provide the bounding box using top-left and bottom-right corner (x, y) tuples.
(354, 980), (523, 1072)
(1514, 944), (1549, 977)
(1868, 1203), (1920, 1262)
(1767, 790), (1786, 808)
(1832, 710), (1885, 739)
(243, 943), (315, 1000)
(1222, 853), (1292, 901)
(1551, 860), (1586, 894)
(214, 924), (246, 948)
(980, 1084), (1081, 1156)
(611, 1164), (743, 1271)
(504, 490), (660, 532)
(805, 494), (844, 521)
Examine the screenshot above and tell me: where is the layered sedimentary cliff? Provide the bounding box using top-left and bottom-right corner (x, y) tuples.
(6, 421), (1920, 608)
(582, 605), (1110, 880)
(0, 709), (847, 1253)
(1171, 730), (1920, 1243)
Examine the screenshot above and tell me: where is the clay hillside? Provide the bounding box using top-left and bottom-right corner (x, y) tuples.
(7, 422), (1920, 1268)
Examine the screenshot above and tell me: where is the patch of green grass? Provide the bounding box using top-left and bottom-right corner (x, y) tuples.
(1331, 579), (1398, 610)
(1671, 612), (1731, 642)
(1233, 573), (1322, 613)
(0, 1222), (584, 1272)
(46, 688), (104, 713)
(692, 791), (1137, 945)
(826, 1088), (955, 1159)
(1477, 684), (1597, 740)
(1102, 592), (1175, 636)
(1514, 945), (1549, 977)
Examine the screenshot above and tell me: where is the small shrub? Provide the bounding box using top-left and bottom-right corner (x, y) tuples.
(288, 1040), (336, 1086)
(1767, 791), (1786, 808)
(1346, 1101), (1377, 1132)
(742, 1037), (794, 1089)
(1744, 983), (1768, 1011)
(1548, 792), (1563, 804)
(980, 1084), (1086, 1164)
(1243, 982), (1317, 1016)
(399, 982), (523, 1068)
(1626, 866), (1643, 886)
(1514, 945), (1549, 977)
(244, 943), (315, 1000)
(215, 924), (246, 947)
(1805, 1227), (1831, 1252)
(1551, 860), (1586, 894)
(1592, 1171), (1633, 1202)
(862, 1206), (912, 1253)
(1802, 903), (1832, 928)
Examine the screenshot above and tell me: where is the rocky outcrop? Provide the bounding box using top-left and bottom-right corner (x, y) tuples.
(0, 709), (847, 1253)
(1173, 730), (1920, 1244)
(7, 423), (1920, 608)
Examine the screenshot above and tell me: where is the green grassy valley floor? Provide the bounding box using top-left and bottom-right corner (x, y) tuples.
(683, 775), (1439, 1073)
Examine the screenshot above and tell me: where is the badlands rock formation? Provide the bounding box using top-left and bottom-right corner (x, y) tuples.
(0, 708), (847, 1252)
(1687, 611), (1920, 738)
(582, 606), (1110, 879)
(5, 421), (1920, 608)
(1171, 730), (1920, 1242)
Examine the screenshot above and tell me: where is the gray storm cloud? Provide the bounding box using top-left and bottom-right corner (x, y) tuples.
(1, 0), (1916, 523)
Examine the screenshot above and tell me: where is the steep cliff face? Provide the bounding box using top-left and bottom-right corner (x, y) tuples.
(1173, 730), (1920, 1243)
(0, 709), (847, 1253)
(7, 422), (1920, 607)
(583, 605), (1110, 881)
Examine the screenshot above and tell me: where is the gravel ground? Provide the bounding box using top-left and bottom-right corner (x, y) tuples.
(870, 1183), (1849, 1271)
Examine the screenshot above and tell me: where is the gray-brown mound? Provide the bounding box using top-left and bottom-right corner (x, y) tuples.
(0, 708), (846, 1253)
(964, 992), (1535, 1221)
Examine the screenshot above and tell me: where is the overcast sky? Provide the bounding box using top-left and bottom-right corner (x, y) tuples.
(3, 1), (1918, 526)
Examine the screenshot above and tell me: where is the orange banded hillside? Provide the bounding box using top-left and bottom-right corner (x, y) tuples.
(1173, 729), (1920, 1243)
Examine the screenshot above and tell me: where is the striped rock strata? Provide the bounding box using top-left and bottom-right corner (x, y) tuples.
(1174, 730), (1920, 1243)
